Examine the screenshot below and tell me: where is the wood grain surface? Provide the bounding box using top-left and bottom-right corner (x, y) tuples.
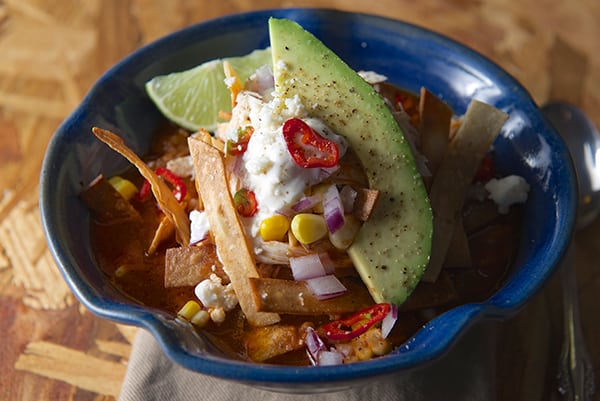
(0, 1), (598, 400)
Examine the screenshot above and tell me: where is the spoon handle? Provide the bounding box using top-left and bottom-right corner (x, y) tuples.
(557, 245), (596, 400)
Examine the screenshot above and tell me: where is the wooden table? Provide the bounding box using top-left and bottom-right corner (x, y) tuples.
(1, 1), (598, 400)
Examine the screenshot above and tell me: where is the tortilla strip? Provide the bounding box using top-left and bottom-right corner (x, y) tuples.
(193, 128), (225, 153)
(463, 199), (501, 234)
(223, 61), (243, 108)
(245, 324), (305, 362)
(147, 215), (175, 255)
(92, 127), (190, 246)
(164, 243), (227, 287)
(443, 217), (472, 268)
(188, 136), (280, 326)
(80, 174), (141, 224)
(352, 188), (380, 222)
(249, 277), (372, 315)
(418, 87), (453, 179)
(423, 100), (508, 282)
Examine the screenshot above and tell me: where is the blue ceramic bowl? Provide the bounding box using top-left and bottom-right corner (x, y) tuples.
(40, 8), (576, 392)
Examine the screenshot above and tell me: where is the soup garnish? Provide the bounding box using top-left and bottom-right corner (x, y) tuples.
(82, 18), (529, 365)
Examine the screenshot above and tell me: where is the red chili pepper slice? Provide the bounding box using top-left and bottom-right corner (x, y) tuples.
(136, 180), (152, 202)
(136, 167), (187, 202)
(322, 303), (392, 341)
(233, 188), (258, 217)
(226, 126), (254, 156)
(282, 118), (339, 168)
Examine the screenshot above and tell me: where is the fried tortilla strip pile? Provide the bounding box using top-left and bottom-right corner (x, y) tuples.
(423, 101), (508, 281)
(92, 127), (190, 246)
(188, 136), (280, 327)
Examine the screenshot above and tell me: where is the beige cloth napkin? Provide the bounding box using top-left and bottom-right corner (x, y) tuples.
(118, 323), (495, 401)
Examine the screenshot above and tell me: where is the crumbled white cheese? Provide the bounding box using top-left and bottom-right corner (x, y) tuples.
(225, 91), (348, 236)
(166, 155), (194, 178)
(189, 210), (210, 245)
(194, 274), (238, 311)
(484, 175), (530, 214)
(246, 64), (274, 98)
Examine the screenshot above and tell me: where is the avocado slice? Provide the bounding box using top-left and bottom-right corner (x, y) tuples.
(269, 18), (433, 306)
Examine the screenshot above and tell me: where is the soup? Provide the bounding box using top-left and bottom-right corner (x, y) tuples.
(83, 84), (524, 366)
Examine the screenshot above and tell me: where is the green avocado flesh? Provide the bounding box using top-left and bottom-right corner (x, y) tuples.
(269, 18), (433, 306)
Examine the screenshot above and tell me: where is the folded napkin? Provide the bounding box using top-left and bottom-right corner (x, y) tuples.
(118, 323), (495, 401)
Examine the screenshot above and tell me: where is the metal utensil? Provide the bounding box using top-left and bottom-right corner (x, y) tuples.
(542, 101), (598, 401)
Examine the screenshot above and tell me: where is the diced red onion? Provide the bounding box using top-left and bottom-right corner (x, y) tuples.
(318, 350), (344, 366)
(322, 185), (345, 234)
(274, 208), (294, 218)
(324, 210), (345, 234)
(305, 274), (347, 300)
(289, 253), (336, 281)
(305, 326), (327, 365)
(290, 254), (325, 281)
(339, 185), (357, 213)
(317, 165), (339, 181)
(305, 327), (344, 366)
(381, 303), (398, 339)
(332, 343), (353, 358)
(291, 195), (320, 213)
(318, 253), (336, 275)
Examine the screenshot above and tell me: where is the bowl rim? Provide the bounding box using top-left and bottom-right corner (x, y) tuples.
(40, 7), (577, 387)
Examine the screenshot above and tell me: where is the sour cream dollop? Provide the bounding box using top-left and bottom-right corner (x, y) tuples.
(222, 91), (348, 237)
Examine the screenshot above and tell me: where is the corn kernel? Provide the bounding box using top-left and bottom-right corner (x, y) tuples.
(191, 309), (210, 327)
(177, 300), (201, 321)
(259, 215), (290, 241)
(329, 214), (361, 250)
(108, 176), (138, 201)
(352, 336), (374, 361)
(290, 213), (327, 244)
(365, 328), (392, 356)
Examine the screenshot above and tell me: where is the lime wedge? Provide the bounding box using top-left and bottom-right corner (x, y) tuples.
(145, 48), (272, 132)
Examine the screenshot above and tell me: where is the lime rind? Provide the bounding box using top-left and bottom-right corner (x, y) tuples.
(146, 48), (272, 132)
